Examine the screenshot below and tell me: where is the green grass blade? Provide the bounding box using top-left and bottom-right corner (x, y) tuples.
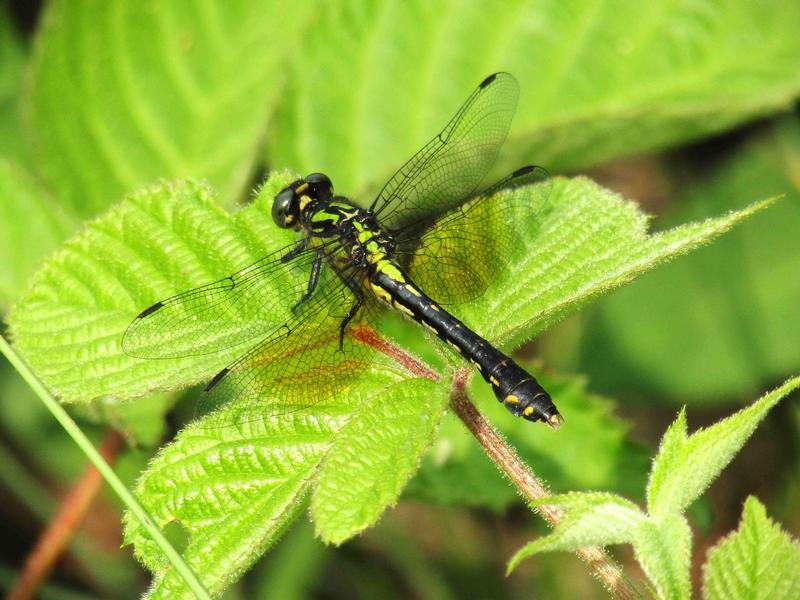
(0, 335), (210, 600)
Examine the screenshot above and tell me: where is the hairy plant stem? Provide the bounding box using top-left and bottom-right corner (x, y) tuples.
(355, 325), (640, 600)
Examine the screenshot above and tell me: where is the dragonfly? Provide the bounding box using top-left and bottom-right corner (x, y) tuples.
(122, 72), (562, 429)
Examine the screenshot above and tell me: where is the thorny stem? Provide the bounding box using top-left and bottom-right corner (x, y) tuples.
(8, 430), (125, 600)
(355, 325), (640, 600)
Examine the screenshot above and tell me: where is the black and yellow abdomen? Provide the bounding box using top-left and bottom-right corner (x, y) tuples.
(370, 266), (562, 428)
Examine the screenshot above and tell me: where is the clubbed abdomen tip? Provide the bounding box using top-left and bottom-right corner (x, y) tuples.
(546, 412), (564, 430)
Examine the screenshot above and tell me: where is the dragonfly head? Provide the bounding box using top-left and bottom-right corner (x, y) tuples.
(273, 173), (334, 230)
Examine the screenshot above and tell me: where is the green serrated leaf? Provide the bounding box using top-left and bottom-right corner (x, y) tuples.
(507, 492), (645, 573)
(8, 177), (771, 414)
(312, 377), (448, 544)
(0, 159), (75, 307)
(454, 178), (776, 352)
(124, 369), (410, 599)
(647, 376), (800, 517)
(7, 171), (778, 597)
(8, 176), (298, 404)
(582, 121), (800, 403)
(703, 496), (800, 600)
(633, 513), (692, 600)
(28, 0), (313, 216)
(269, 0), (800, 196)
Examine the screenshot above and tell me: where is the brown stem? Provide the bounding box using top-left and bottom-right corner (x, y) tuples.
(449, 370), (639, 600)
(8, 429), (125, 600)
(357, 326), (640, 600)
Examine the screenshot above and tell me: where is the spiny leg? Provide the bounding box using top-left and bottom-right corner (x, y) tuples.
(291, 251), (323, 314)
(280, 239), (307, 263)
(338, 277), (365, 351)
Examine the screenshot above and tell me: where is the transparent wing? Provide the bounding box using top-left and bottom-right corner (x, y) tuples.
(196, 263), (377, 425)
(396, 166), (552, 306)
(121, 239), (337, 359)
(369, 72), (519, 231)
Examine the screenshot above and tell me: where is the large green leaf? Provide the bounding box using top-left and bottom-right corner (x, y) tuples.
(28, 0), (313, 216)
(7, 173), (774, 597)
(703, 496), (800, 600)
(123, 369), (408, 599)
(8, 175), (771, 407)
(9, 177), (292, 403)
(454, 178), (775, 353)
(0, 160), (74, 307)
(312, 377), (448, 544)
(268, 0), (800, 197)
(581, 120), (800, 403)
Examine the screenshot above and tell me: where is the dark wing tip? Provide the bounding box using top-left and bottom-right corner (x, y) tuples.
(479, 73), (498, 88)
(204, 367), (230, 392)
(137, 301), (164, 319)
(512, 165), (536, 177)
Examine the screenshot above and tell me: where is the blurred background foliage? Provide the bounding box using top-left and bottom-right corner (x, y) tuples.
(0, 0), (798, 598)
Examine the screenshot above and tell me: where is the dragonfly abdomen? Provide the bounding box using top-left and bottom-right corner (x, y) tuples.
(371, 269), (562, 429)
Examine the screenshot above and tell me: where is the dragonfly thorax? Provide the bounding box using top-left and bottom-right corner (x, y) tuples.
(273, 173), (396, 267)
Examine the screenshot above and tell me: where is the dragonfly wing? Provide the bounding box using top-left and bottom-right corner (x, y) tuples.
(369, 72), (519, 231)
(196, 264), (375, 424)
(397, 166), (552, 306)
(122, 240), (333, 359)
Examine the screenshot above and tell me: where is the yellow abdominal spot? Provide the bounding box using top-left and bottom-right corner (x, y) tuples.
(523, 406), (534, 416)
(504, 394), (519, 405)
(489, 376), (500, 387)
(370, 282), (392, 304)
(394, 301), (414, 317)
(406, 285), (421, 297)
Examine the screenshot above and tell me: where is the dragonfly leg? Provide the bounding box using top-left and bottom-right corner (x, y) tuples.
(280, 239), (307, 263)
(291, 251), (323, 314)
(338, 280), (365, 351)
